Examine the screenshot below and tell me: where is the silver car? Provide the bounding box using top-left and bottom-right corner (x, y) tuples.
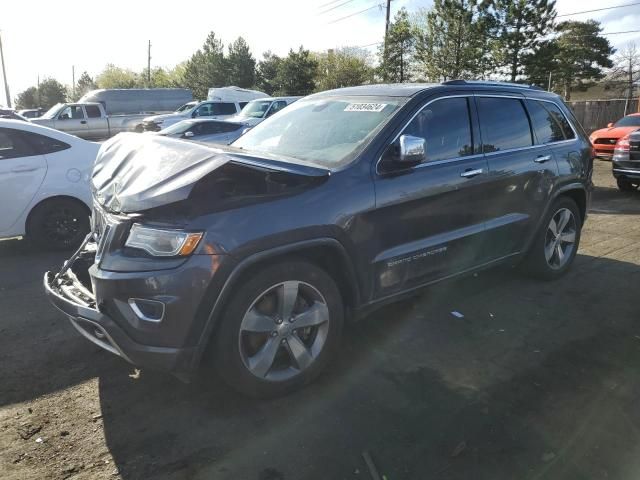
(156, 118), (250, 145)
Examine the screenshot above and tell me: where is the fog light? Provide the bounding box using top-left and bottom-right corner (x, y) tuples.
(128, 298), (165, 322)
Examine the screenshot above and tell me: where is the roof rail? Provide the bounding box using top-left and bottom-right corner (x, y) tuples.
(442, 79), (544, 91)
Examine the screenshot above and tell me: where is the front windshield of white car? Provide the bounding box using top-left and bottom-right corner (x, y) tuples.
(159, 121), (194, 135)
(41, 104), (64, 119)
(175, 102), (196, 113)
(233, 96), (402, 168)
(237, 100), (273, 119)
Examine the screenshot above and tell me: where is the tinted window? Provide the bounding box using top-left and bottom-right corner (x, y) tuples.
(526, 100), (565, 144)
(212, 103), (237, 115)
(267, 100), (288, 117)
(238, 102), (248, 109)
(23, 131), (71, 154)
(85, 105), (102, 118)
(542, 102), (575, 140)
(0, 129), (38, 159)
(477, 97), (532, 153)
(403, 97), (473, 162)
(199, 123), (224, 135)
(614, 115), (640, 127)
(194, 104), (213, 117)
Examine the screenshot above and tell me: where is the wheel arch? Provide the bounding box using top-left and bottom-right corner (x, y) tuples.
(25, 195), (91, 235)
(191, 238), (360, 370)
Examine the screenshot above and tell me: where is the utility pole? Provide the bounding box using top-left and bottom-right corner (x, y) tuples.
(72, 65), (76, 99)
(147, 40), (151, 87)
(547, 71), (552, 92)
(0, 31), (11, 108)
(383, 0), (392, 82)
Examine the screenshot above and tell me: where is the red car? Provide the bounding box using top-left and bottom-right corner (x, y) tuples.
(589, 113), (640, 159)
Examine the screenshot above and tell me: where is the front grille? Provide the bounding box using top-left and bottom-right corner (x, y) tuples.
(593, 138), (617, 145)
(143, 121), (161, 132)
(91, 204), (119, 264)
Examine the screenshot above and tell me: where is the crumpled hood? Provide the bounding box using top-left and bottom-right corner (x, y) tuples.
(91, 133), (328, 213)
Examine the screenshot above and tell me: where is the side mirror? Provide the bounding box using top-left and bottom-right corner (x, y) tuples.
(398, 134), (426, 164)
(607, 122), (613, 128)
(183, 131), (195, 138)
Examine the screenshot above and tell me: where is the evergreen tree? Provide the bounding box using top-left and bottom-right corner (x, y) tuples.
(314, 47), (374, 91)
(378, 8), (415, 82)
(15, 86), (39, 109)
(275, 47), (317, 95)
(256, 51), (282, 95)
(227, 37), (256, 88)
(182, 32), (228, 99)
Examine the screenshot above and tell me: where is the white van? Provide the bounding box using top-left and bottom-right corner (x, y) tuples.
(142, 87), (269, 131)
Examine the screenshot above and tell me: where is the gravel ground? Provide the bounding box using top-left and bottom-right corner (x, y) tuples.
(1, 160), (639, 480)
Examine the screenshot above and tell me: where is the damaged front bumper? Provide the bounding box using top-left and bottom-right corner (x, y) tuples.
(44, 237), (217, 379)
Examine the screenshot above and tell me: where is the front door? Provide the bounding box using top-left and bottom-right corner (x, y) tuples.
(370, 95), (490, 299)
(475, 95), (559, 260)
(56, 105), (89, 137)
(0, 128), (47, 233)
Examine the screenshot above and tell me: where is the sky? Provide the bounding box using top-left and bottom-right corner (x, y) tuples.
(1, 0), (639, 105)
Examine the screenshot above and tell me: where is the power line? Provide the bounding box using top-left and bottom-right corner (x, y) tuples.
(556, 1), (640, 18)
(319, 0), (357, 15)
(317, 0), (344, 9)
(328, 3), (382, 24)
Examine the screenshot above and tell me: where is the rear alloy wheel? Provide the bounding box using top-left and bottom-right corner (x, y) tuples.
(27, 198), (90, 250)
(214, 261), (343, 397)
(617, 178), (638, 192)
(523, 197), (581, 280)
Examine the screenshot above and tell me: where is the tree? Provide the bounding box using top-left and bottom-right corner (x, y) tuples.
(275, 47), (318, 95)
(15, 86), (39, 109)
(314, 47), (374, 91)
(182, 32), (228, 99)
(606, 43), (640, 113)
(38, 78), (67, 109)
(378, 8), (415, 82)
(491, 0), (556, 81)
(227, 37), (256, 88)
(256, 51), (283, 95)
(525, 20), (613, 100)
(96, 64), (140, 89)
(70, 71), (97, 101)
(414, 0), (492, 81)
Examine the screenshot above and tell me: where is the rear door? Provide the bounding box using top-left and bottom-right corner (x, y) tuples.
(476, 94), (558, 260)
(0, 128), (47, 234)
(84, 104), (109, 139)
(55, 105), (89, 137)
(371, 95), (490, 298)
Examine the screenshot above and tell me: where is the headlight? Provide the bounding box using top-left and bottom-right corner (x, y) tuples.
(125, 224), (203, 257)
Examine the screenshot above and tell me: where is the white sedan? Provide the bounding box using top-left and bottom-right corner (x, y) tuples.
(0, 119), (100, 249)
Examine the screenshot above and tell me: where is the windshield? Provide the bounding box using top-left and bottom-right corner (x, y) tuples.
(236, 100), (273, 119)
(41, 103), (64, 119)
(175, 102), (196, 113)
(614, 115), (640, 127)
(233, 96), (402, 168)
(159, 121), (194, 135)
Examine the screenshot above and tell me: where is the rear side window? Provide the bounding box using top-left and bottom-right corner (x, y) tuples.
(23, 131), (71, 154)
(211, 103), (237, 115)
(477, 97), (532, 152)
(526, 100), (565, 144)
(85, 105), (102, 118)
(403, 97), (473, 162)
(0, 128), (40, 159)
(541, 102), (575, 140)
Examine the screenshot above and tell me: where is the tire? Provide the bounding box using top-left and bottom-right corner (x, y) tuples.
(617, 178), (637, 192)
(27, 198), (90, 251)
(213, 260), (344, 397)
(523, 197), (582, 280)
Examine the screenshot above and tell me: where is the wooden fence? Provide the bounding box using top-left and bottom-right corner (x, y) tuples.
(567, 99), (640, 133)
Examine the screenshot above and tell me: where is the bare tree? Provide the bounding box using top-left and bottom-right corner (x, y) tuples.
(606, 42), (640, 114)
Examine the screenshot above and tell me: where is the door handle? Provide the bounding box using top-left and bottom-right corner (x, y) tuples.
(460, 168), (483, 178)
(534, 155), (552, 163)
(80, 120), (87, 124)
(11, 166), (39, 173)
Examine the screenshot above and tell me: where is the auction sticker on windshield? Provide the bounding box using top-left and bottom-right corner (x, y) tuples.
(344, 103), (387, 112)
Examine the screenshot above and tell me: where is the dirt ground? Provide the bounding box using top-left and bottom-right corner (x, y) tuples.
(1, 160), (639, 480)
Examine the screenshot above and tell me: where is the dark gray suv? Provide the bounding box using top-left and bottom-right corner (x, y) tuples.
(45, 81), (593, 396)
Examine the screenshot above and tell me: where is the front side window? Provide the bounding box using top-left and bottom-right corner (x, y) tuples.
(477, 97), (532, 153)
(267, 100), (288, 117)
(0, 129), (37, 159)
(403, 97), (473, 162)
(58, 105), (85, 120)
(194, 104), (213, 117)
(233, 96), (403, 168)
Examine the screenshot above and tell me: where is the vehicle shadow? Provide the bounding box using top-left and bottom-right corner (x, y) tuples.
(98, 254), (640, 480)
(590, 185), (640, 215)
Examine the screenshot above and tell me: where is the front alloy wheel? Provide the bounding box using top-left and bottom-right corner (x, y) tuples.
(544, 208), (577, 270)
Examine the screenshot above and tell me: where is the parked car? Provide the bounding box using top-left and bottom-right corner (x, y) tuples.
(0, 119), (99, 248)
(156, 118), (249, 144)
(0, 108), (28, 121)
(31, 102), (149, 140)
(142, 92), (269, 132)
(18, 108), (44, 119)
(207, 86), (269, 103)
(612, 130), (640, 191)
(45, 81), (593, 397)
(589, 113), (640, 159)
(225, 96), (300, 127)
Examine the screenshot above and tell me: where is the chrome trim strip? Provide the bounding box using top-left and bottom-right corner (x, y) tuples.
(128, 298), (166, 323)
(613, 168), (640, 175)
(69, 317), (133, 363)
